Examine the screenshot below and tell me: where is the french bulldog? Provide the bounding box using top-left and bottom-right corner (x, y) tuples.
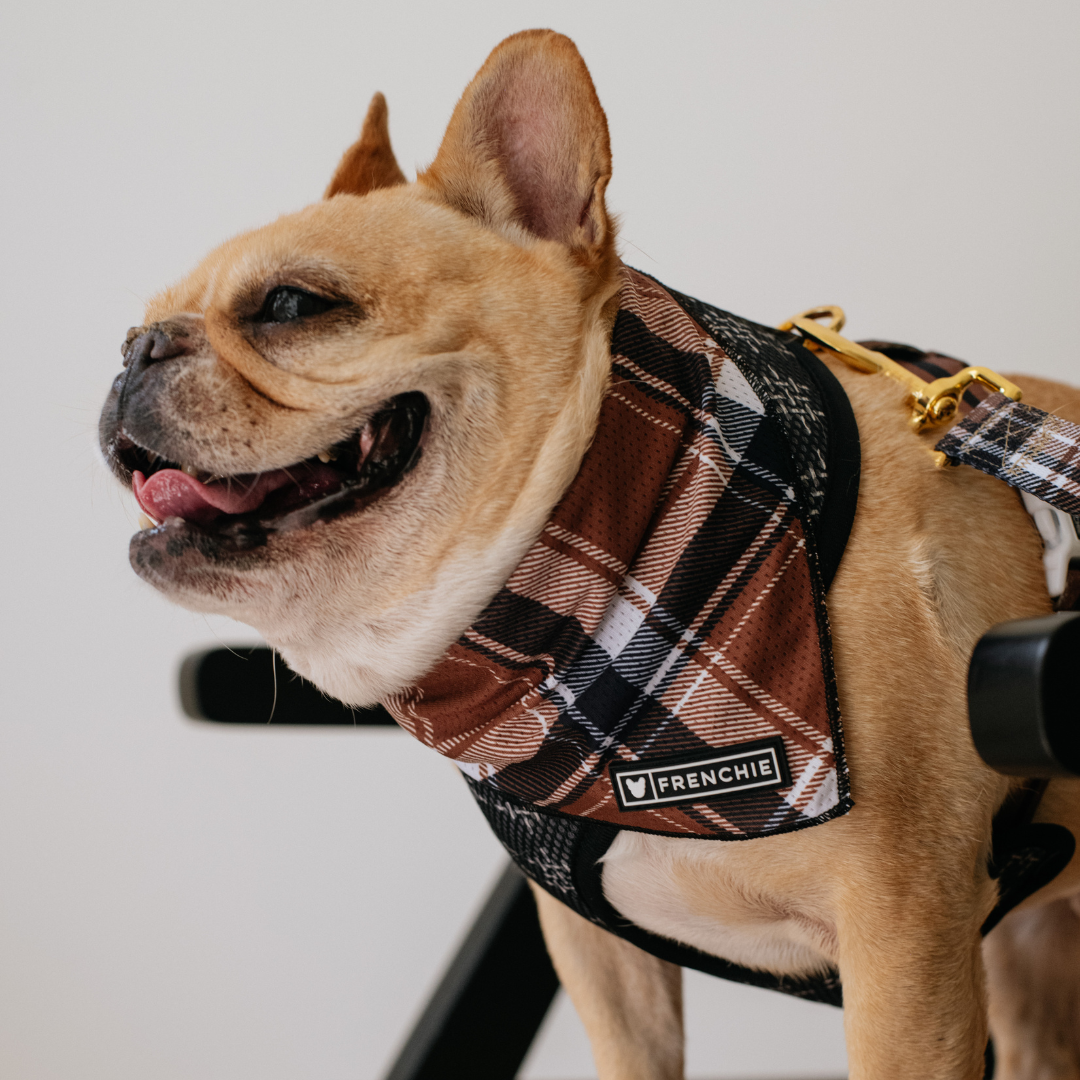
(99, 30), (1080, 1080)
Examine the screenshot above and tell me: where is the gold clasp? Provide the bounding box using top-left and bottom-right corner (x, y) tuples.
(779, 306), (1023, 432)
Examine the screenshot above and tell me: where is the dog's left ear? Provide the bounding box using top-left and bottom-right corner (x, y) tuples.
(419, 30), (614, 271)
(325, 92), (407, 198)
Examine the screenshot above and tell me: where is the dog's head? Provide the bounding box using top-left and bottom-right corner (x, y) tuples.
(98, 30), (620, 705)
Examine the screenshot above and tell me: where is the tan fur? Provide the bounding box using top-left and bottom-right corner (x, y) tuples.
(983, 899), (1080, 1080)
(324, 92), (407, 198)
(99, 30), (1080, 1080)
(532, 884), (685, 1080)
(541, 370), (1080, 1080)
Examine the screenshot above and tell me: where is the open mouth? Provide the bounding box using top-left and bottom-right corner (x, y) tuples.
(110, 392), (429, 549)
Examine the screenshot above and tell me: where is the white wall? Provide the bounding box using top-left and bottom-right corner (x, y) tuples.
(0, 1), (1076, 1077)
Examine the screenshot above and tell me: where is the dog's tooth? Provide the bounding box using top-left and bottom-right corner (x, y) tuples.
(359, 422), (375, 461)
(180, 463), (199, 478)
(138, 513), (157, 530)
(317, 451), (332, 464)
(147, 451), (159, 466)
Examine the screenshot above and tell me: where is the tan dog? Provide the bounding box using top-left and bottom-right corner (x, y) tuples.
(98, 30), (1080, 1080)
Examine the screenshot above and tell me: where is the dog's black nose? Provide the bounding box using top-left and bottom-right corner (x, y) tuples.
(121, 327), (187, 369)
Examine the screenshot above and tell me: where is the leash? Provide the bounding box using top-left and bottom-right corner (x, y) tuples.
(782, 306), (1080, 610)
(779, 306), (1024, 439)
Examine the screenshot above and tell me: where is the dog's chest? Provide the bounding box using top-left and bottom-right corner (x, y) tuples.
(600, 830), (838, 978)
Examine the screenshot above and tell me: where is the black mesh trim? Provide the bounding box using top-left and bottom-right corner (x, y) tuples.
(467, 778), (591, 921)
(659, 280), (834, 529)
(786, 342), (861, 590)
(467, 779), (1080, 1008)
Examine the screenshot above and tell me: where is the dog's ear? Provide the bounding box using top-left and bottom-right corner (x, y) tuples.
(419, 30), (613, 266)
(324, 92), (407, 198)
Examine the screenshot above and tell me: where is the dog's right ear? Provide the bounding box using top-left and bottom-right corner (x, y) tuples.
(419, 30), (614, 273)
(325, 92), (407, 198)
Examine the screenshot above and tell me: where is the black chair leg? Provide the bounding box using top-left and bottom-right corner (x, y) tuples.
(383, 862), (560, 1080)
(179, 649), (560, 1078)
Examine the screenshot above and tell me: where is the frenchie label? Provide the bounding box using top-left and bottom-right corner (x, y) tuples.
(610, 738), (791, 812)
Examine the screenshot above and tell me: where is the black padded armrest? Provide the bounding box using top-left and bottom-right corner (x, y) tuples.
(969, 612), (1080, 776)
(179, 646), (398, 726)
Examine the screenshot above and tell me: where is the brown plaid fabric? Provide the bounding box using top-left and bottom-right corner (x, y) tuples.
(386, 269), (851, 839)
(936, 393), (1080, 515)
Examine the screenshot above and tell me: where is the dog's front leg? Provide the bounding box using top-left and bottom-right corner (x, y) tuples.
(530, 884), (684, 1080)
(837, 883), (989, 1080)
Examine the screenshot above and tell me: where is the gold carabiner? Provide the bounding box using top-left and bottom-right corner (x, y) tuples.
(780, 306), (1023, 432)
(778, 305), (846, 334)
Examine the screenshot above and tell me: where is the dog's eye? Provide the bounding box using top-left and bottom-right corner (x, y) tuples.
(260, 287), (338, 324)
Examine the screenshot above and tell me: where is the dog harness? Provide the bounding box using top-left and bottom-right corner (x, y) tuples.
(385, 269), (860, 1002)
(384, 271), (1078, 1006)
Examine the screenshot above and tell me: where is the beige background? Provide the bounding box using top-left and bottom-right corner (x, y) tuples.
(0, 1), (1077, 1076)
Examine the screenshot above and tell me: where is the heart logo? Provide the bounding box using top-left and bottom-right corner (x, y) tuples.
(625, 777), (647, 800)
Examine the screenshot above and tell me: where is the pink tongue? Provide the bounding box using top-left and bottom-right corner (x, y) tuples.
(133, 468), (294, 525)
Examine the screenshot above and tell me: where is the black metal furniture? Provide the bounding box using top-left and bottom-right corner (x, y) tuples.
(968, 611), (1080, 777)
(181, 647), (558, 1080)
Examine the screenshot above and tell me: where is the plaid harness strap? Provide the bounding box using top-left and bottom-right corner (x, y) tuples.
(862, 340), (1080, 597)
(936, 394), (1080, 515)
(847, 338), (1080, 521)
(386, 268), (856, 840)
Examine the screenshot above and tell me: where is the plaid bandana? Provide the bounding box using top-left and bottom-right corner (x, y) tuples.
(385, 269), (852, 839)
